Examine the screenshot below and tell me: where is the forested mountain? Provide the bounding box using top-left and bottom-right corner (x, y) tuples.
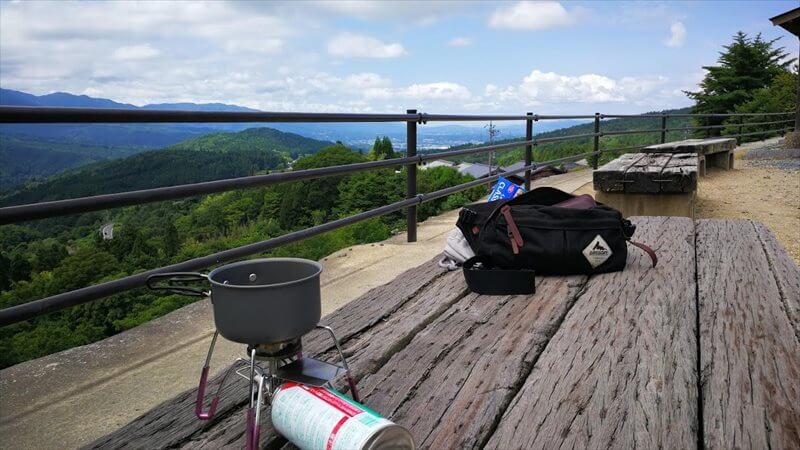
(0, 140), (481, 368)
(0, 136), (143, 190)
(0, 127), (333, 206)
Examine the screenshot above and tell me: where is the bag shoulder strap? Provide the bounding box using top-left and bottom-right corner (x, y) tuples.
(628, 241), (658, 268)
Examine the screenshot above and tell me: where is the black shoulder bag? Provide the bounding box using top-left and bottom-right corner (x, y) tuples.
(456, 187), (656, 295)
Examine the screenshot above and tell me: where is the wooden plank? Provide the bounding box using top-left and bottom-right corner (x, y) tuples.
(486, 216), (699, 449)
(624, 154), (674, 194)
(644, 138), (736, 155)
(696, 219), (800, 449)
(753, 221), (800, 341)
(593, 153), (643, 192)
(594, 153), (697, 194)
(401, 277), (588, 449)
(659, 153), (699, 193)
(183, 270), (470, 449)
(86, 258), (453, 449)
(350, 272), (588, 449)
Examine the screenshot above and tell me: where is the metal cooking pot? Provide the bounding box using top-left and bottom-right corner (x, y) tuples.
(146, 258), (322, 345)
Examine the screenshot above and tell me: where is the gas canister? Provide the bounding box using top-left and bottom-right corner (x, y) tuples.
(271, 382), (415, 450)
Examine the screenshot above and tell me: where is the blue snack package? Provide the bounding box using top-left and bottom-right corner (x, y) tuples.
(488, 176), (524, 202)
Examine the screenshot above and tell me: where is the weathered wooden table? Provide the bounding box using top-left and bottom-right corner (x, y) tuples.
(91, 217), (800, 449)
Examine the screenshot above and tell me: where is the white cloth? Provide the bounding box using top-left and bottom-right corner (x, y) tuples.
(438, 228), (476, 270)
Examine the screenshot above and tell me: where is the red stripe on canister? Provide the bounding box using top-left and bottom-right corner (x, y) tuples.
(301, 385), (361, 417)
(326, 416), (349, 450)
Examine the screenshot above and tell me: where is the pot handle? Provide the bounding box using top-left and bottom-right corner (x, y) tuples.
(146, 272), (209, 297)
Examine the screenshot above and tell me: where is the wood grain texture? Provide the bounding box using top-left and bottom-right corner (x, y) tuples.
(355, 274), (588, 449)
(644, 138), (736, 155)
(697, 219), (800, 449)
(753, 221), (800, 342)
(86, 258), (451, 449)
(594, 153), (697, 194)
(485, 216), (699, 450)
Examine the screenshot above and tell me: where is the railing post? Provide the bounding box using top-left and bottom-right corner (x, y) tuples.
(660, 114), (667, 143)
(524, 112), (533, 190)
(705, 116), (711, 138)
(406, 109), (417, 243)
(592, 112), (600, 169)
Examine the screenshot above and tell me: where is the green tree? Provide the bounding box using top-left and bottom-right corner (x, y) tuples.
(278, 144), (366, 229)
(368, 136), (396, 160)
(725, 70), (798, 141)
(685, 32), (794, 135)
(0, 252), (11, 291)
(163, 222), (180, 258)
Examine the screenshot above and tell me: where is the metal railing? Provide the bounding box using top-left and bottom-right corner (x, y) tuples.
(0, 106), (794, 326)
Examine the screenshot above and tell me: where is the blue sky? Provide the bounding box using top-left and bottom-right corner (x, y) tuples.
(0, 1), (797, 115)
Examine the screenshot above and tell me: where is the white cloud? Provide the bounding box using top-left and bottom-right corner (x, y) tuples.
(520, 70), (620, 102)
(402, 82), (471, 100)
(342, 73), (392, 89)
(224, 38), (284, 55)
(112, 44), (160, 61)
(448, 37), (472, 47)
(489, 1), (577, 30)
(484, 70), (669, 105)
(327, 33), (406, 58)
(665, 22), (686, 48)
(361, 81), (471, 102)
(309, 1), (470, 22)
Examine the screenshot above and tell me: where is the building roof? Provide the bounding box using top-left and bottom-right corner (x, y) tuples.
(420, 159), (455, 169)
(457, 162), (496, 178)
(501, 161), (527, 173)
(770, 7), (800, 36)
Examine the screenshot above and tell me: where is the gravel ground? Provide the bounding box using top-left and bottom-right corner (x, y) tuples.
(696, 140), (800, 265)
(741, 145), (800, 170)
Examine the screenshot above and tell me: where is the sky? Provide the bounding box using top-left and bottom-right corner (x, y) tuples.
(0, 0), (797, 115)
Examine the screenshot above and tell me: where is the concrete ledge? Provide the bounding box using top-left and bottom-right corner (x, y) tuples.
(597, 191), (695, 218)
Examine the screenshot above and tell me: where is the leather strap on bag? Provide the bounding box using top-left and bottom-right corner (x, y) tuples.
(629, 241), (658, 268)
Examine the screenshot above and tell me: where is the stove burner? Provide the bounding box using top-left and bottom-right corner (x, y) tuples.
(248, 338), (302, 360)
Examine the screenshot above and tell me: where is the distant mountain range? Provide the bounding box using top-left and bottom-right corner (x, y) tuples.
(0, 127), (333, 206)
(0, 87), (577, 147)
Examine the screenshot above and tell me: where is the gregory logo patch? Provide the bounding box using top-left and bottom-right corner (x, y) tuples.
(582, 235), (612, 268)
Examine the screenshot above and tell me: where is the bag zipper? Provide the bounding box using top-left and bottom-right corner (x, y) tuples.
(500, 205), (524, 254)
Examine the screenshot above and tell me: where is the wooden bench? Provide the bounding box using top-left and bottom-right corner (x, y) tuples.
(593, 152), (697, 218)
(644, 138), (737, 176)
(88, 217), (800, 450)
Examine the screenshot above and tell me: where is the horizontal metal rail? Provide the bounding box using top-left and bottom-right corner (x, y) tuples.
(0, 107), (602, 124)
(665, 124), (731, 132)
(736, 127), (794, 138)
(0, 150), (593, 326)
(1, 106), (792, 125)
(737, 119), (794, 127)
(601, 128), (662, 136)
(601, 112), (792, 118)
(419, 139), (535, 161)
(0, 155), (419, 224)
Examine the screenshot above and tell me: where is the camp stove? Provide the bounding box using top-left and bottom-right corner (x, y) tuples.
(195, 325), (358, 449)
(148, 258), (411, 450)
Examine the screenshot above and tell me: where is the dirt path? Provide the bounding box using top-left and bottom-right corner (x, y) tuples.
(696, 139), (800, 265)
